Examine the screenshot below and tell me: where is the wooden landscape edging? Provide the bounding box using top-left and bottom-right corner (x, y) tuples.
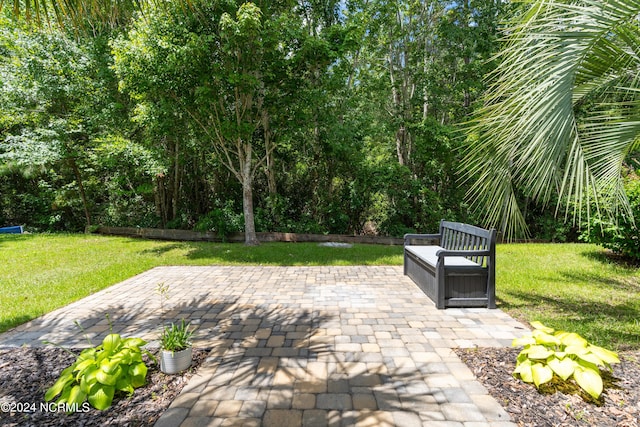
(94, 226), (404, 245)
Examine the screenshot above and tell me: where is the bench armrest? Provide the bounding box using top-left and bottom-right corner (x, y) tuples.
(435, 249), (490, 258)
(404, 233), (440, 245)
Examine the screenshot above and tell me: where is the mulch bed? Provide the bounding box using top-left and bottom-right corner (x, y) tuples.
(2, 346), (639, 426)
(0, 347), (208, 427)
(455, 347), (640, 427)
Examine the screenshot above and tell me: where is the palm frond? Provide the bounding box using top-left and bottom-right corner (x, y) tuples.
(0, 0), (150, 32)
(464, 0), (640, 239)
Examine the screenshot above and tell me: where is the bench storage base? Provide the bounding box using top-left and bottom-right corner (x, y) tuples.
(404, 250), (490, 308)
(404, 221), (497, 309)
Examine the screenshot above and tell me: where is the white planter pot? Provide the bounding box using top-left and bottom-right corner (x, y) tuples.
(160, 347), (192, 374)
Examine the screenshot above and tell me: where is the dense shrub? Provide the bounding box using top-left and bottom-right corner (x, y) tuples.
(193, 200), (244, 240)
(580, 173), (640, 261)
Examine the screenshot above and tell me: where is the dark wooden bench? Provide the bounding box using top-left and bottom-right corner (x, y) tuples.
(404, 220), (497, 309)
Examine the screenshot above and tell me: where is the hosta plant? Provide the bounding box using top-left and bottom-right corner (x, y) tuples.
(45, 334), (153, 410)
(512, 321), (620, 400)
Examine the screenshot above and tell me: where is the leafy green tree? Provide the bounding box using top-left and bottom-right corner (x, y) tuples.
(0, 19), (122, 230)
(333, 0), (505, 234)
(111, 3), (204, 227)
(90, 135), (164, 227)
(0, 14), (151, 231)
(114, 0), (338, 244)
(465, 0), (640, 239)
(425, 0), (506, 123)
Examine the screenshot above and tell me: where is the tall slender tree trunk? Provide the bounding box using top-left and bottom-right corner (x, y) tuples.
(172, 139), (180, 220)
(69, 157), (92, 231)
(262, 110), (277, 195)
(154, 173), (168, 227)
(241, 141), (259, 246)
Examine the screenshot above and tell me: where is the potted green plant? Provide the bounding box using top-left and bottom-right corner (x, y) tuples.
(159, 319), (194, 374)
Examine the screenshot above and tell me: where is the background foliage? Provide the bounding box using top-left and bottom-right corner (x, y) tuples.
(0, 1), (637, 254)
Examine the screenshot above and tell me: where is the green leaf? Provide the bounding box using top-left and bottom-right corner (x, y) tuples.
(96, 365), (122, 386)
(80, 369), (98, 394)
(78, 348), (97, 360)
(68, 385), (87, 406)
(102, 334), (122, 354)
(96, 348), (110, 363)
(100, 359), (121, 374)
(548, 357), (576, 380)
(76, 364), (98, 383)
(85, 367), (99, 384)
(565, 344), (589, 356)
(576, 357), (600, 373)
(557, 332), (588, 348)
(516, 351), (530, 364)
(56, 385), (72, 404)
(115, 376), (134, 395)
(74, 358), (96, 377)
(111, 348), (133, 365)
(530, 321), (554, 334)
(122, 337), (146, 349)
(131, 351), (144, 363)
(573, 366), (603, 399)
(532, 363), (554, 387)
(524, 345), (554, 360)
(514, 359), (534, 383)
(88, 383), (115, 410)
(44, 374), (74, 402)
(130, 362), (148, 388)
(532, 329), (561, 346)
(61, 365), (74, 376)
(131, 362), (148, 377)
(576, 352), (604, 366)
(512, 335), (536, 347)
(588, 345), (620, 365)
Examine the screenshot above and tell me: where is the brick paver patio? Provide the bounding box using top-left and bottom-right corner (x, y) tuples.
(0, 266), (529, 426)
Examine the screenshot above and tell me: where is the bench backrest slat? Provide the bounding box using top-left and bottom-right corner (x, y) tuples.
(442, 226), (453, 249)
(450, 230), (462, 250)
(463, 233), (471, 250)
(439, 220), (495, 267)
(471, 235), (479, 263)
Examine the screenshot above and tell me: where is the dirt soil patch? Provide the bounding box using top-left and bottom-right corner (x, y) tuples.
(0, 347), (208, 427)
(455, 347), (640, 427)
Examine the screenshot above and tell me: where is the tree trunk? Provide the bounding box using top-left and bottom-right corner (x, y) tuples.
(154, 173), (168, 227)
(263, 110), (277, 196)
(172, 139), (180, 220)
(396, 125), (407, 166)
(241, 142), (259, 246)
(69, 157), (92, 231)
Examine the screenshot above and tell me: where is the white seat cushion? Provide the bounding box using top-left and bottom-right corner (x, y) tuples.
(405, 245), (481, 268)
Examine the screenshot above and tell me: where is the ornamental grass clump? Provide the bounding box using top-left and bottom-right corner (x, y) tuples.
(512, 321), (620, 400)
(160, 319), (194, 353)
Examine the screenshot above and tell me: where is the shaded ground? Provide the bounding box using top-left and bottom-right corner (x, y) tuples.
(0, 347), (207, 427)
(3, 346), (639, 426)
(455, 347), (640, 427)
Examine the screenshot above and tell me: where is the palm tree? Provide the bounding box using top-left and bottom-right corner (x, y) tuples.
(464, 0), (640, 240)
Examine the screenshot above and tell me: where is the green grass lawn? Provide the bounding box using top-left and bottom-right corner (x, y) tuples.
(497, 243), (640, 350)
(0, 233), (403, 333)
(1, 234), (638, 350)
